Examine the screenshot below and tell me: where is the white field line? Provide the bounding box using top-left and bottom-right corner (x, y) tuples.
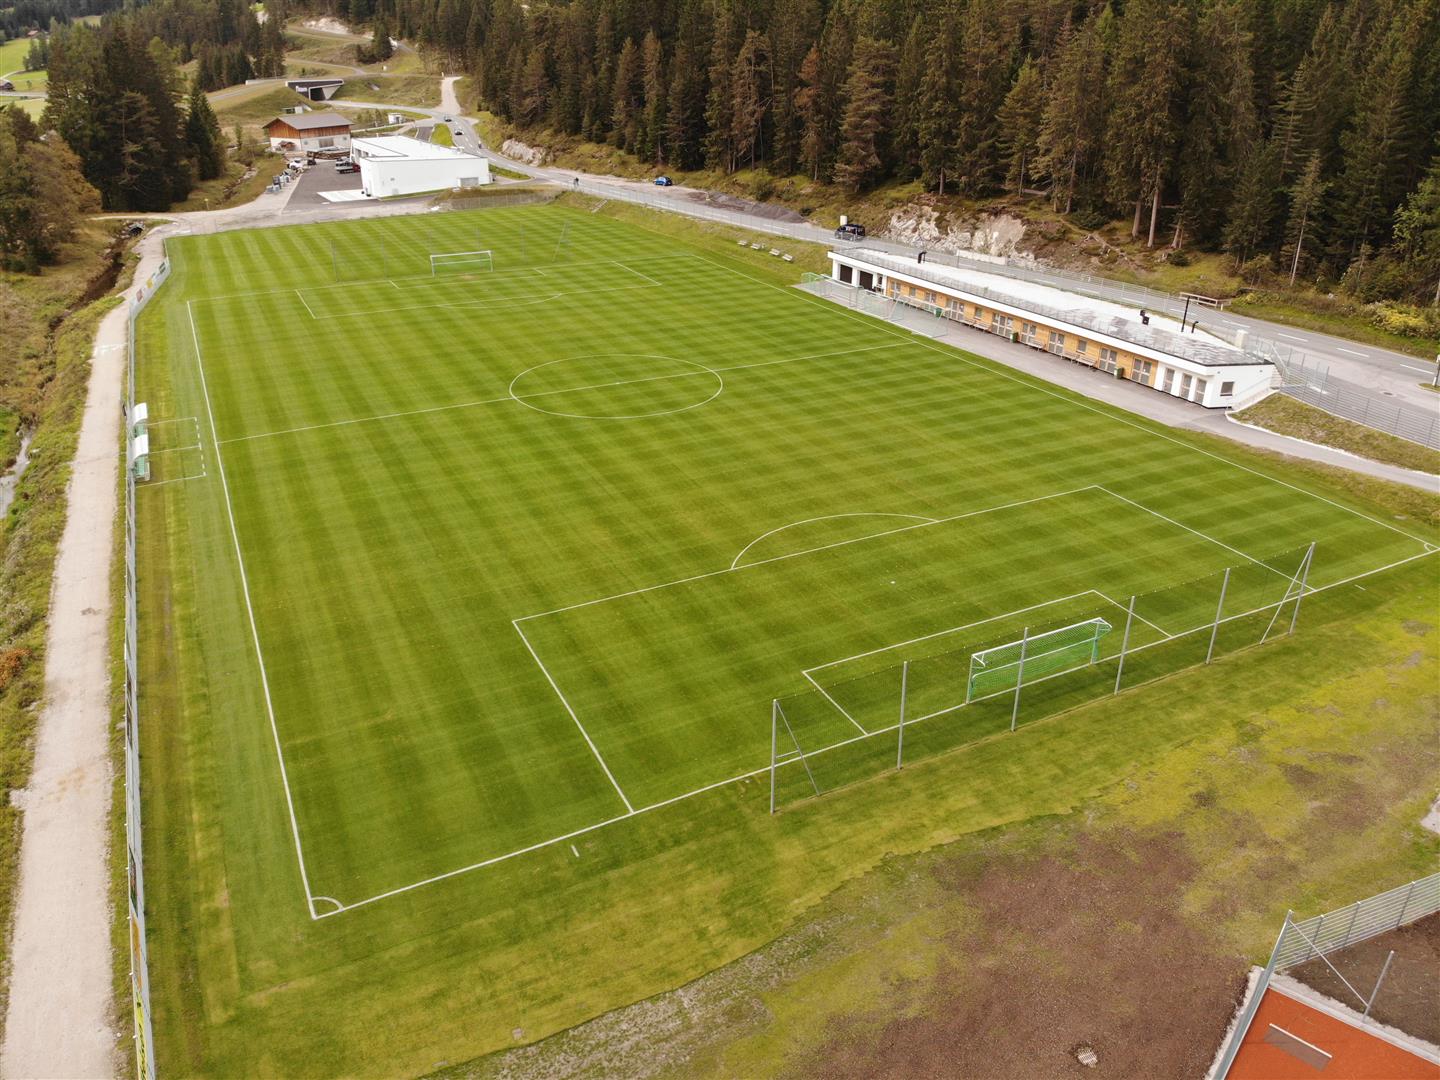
(704, 256), (1435, 549)
(511, 621), (635, 813)
(318, 544), (1438, 918)
(137, 471), (208, 488)
(801, 670), (868, 734)
(1091, 589), (1177, 639)
(731, 512), (938, 570)
(218, 342), (906, 447)
(149, 444), (201, 455)
(186, 301), (321, 920)
(1093, 485), (1291, 581)
(805, 590), (1100, 674)
(294, 289), (317, 320)
(191, 254), (703, 305)
(515, 486), (1102, 624)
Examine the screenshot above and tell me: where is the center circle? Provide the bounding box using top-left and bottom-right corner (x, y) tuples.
(507, 353), (724, 420)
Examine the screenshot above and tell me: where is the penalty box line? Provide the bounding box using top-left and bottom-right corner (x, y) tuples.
(314, 544), (1439, 920)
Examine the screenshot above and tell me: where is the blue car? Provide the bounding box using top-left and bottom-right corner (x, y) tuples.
(654, 176), (673, 186)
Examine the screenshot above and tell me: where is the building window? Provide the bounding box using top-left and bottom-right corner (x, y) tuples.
(924, 290), (937, 304)
(319, 137), (334, 147)
(1179, 373), (1193, 398)
(1193, 379), (1208, 401)
(1075, 339), (1088, 355)
(1021, 321), (1039, 345)
(1048, 330), (1065, 355)
(1220, 380), (1234, 397)
(1098, 347), (1118, 373)
(1133, 358), (1154, 386)
(838, 264), (853, 285)
(992, 314), (1014, 336)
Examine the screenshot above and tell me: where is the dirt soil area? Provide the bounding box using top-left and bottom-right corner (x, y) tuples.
(1287, 912), (1440, 1045)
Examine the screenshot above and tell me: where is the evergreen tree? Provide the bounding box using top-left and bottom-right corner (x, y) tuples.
(951, 0), (1014, 195)
(916, 5), (963, 195)
(1391, 155), (1440, 304)
(997, 57), (1043, 194)
(1222, 142), (1281, 263)
(832, 36), (894, 192)
(793, 42), (825, 180)
(890, 14), (925, 179)
(640, 31), (666, 163)
(610, 36), (642, 152)
(703, 3), (737, 171)
(183, 77), (225, 181)
(1282, 154), (1328, 285)
(1035, 11), (1110, 214)
(731, 30), (770, 170)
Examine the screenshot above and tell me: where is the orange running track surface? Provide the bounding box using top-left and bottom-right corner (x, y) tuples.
(1229, 986), (1440, 1080)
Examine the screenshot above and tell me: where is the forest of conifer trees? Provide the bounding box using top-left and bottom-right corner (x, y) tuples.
(404, 0), (1437, 300)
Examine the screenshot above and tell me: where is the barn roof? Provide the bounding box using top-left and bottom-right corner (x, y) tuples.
(264, 111), (351, 132)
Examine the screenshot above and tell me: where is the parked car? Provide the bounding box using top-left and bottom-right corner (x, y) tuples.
(335, 160), (359, 173)
(654, 175), (673, 186)
(835, 222), (866, 240)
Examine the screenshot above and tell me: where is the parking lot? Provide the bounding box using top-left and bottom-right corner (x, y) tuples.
(282, 162), (364, 211)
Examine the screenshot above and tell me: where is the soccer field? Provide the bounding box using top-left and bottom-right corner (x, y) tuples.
(135, 202), (1433, 929)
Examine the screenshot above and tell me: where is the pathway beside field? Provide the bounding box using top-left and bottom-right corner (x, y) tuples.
(0, 294), (146, 1078)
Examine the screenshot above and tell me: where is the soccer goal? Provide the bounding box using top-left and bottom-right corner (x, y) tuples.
(966, 617), (1112, 702)
(430, 249), (494, 276)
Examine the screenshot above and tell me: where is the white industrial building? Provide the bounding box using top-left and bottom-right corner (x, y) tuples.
(827, 248), (1278, 410)
(351, 136), (490, 198)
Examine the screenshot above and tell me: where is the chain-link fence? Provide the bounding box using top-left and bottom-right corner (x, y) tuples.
(1212, 873), (1440, 1078)
(768, 544), (1314, 810)
(123, 257), (168, 1080)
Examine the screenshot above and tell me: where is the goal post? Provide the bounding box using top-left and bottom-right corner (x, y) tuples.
(966, 617), (1112, 702)
(430, 249), (494, 276)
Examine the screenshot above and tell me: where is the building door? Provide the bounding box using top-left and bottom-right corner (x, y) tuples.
(858, 270), (874, 290)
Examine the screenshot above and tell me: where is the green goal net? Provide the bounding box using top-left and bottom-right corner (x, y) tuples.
(966, 617), (1112, 701)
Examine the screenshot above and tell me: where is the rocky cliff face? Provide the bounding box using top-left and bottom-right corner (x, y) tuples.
(501, 138), (548, 166)
(883, 205), (1032, 262)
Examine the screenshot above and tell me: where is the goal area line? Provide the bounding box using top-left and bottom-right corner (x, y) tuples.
(312, 545), (1437, 920)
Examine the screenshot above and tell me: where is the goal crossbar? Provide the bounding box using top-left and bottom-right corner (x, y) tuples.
(430, 249), (494, 275)
(967, 617), (1111, 701)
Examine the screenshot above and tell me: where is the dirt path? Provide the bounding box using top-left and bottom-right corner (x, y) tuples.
(0, 300), (135, 1077)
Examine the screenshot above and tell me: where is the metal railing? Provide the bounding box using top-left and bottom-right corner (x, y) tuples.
(1277, 357), (1440, 450)
(123, 256), (169, 1080)
(1213, 873), (1440, 1078)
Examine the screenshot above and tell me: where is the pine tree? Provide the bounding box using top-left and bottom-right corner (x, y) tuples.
(640, 31), (666, 163)
(1391, 155), (1440, 305)
(1035, 11), (1110, 214)
(703, 4), (738, 172)
(1282, 154), (1328, 285)
(610, 37), (642, 152)
(916, 5), (962, 195)
(184, 78), (225, 181)
(832, 36), (894, 193)
(1222, 142), (1280, 263)
(665, 41), (705, 170)
(730, 30), (771, 170)
(951, 0), (1015, 195)
(890, 15), (926, 179)
(997, 57), (1044, 194)
(793, 43), (825, 180)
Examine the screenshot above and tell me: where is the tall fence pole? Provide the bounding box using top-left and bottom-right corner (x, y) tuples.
(1010, 627), (1029, 733)
(768, 700), (779, 816)
(1213, 912), (1292, 1080)
(896, 660), (909, 770)
(1363, 951), (1396, 1020)
(1207, 567), (1231, 664)
(1114, 596), (1136, 694)
(1289, 543), (1316, 635)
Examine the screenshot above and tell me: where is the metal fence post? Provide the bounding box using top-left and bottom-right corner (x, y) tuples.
(1289, 542), (1316, 635)
(1213, 912), (1292, 1080)
(1010, 627), (1029, 733)
(1207, 567), (1230, 664)
(768, 700), (779, 816)
(1342, 900), (1362, 949)
(1395, 879), (1417, 928)
(1114, 596), (1136, 694)
(897, 660), (909, 770)
(1362, 950), (1396, 1020)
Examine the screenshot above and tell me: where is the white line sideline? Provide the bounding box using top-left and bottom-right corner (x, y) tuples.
(187, 301), (323, 920)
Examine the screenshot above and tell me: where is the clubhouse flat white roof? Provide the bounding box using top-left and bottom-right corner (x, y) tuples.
(839, 248), (1255, 368)
(350, 135), (479, 161)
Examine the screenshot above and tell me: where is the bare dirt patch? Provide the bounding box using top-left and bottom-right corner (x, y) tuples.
(1286, 912), (1440, 1045)
(802, 830), (1245, 1080)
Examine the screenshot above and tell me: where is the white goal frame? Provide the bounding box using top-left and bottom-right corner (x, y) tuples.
(430, 249), (494, 275)
(966, 616), (1111, 703)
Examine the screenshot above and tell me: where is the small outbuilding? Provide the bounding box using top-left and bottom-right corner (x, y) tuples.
(263, 112), (352, 155)
(351, 135), (490, 198)
(286, 78), (345, 101)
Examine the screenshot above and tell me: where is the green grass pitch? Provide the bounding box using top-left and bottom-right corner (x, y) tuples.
(132, 202), (1436, 1070)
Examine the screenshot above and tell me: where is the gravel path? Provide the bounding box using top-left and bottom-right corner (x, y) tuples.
(0, 296), (138, 1078)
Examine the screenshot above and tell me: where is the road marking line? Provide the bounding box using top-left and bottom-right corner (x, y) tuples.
(1335, 347), (1368, 357)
